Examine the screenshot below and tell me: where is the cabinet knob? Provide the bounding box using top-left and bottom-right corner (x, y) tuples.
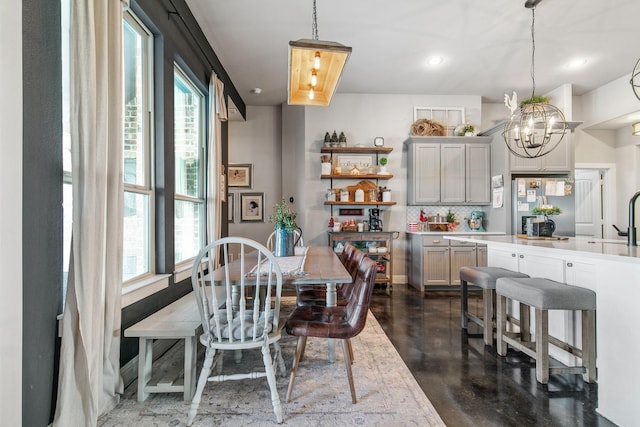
(566, 262), (573, 267)
(511, 253), (516, 257)
(519, 254), (524, 259)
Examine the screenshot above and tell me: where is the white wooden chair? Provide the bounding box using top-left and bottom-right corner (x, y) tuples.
(266, 229), (304, 251)
(187, 237), (286, 425)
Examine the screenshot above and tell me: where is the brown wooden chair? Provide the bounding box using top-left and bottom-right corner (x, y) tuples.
(296, 242), (365, 307)
(285, 255), (377, 403)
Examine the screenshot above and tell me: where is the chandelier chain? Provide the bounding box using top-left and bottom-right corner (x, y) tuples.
(530, 7), (536, 100)
(312, 0), (318, 40)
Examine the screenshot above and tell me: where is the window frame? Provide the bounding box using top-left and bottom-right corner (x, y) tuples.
(173, 64), (206, 268)
(122, 9), (156, 285)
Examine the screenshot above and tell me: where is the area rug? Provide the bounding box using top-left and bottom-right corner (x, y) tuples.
(99, 299), (445, 426)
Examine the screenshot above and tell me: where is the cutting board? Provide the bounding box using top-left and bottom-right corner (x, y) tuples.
(516, 234), (569, 241)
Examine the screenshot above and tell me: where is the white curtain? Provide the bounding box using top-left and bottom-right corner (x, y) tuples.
(54, 0), (124, 425)
(207, 73), (228, 243)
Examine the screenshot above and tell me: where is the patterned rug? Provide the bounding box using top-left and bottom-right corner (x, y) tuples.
(99, 299), (445, 426)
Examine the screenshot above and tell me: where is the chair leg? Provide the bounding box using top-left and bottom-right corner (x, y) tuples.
(461, 279), (469, 329)
(261, 340), (284, 423)
(341, 339), (357, 403)
(299, 334), (308, 362)
(520, 302), (531, 342)
(347, 339), (354, 364)
(273, 341), (287, 378)
(535, 308), (549, 384)
(187, 347), (216, 426)
(497, 294), (507, 356)
(286, 336), (306, 402)
(483, 288), (494, 346)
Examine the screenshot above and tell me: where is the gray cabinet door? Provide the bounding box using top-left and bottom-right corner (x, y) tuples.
(408, 143), (440, 204)
(466, 143), (491, 204)
(510, 134), (572, 173)
(440, 143), (466, 203)
(450, 246), (477, 285)
(423, 246), (450, 285)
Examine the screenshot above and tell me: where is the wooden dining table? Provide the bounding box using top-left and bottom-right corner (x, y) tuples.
(210, 245), (351, 362)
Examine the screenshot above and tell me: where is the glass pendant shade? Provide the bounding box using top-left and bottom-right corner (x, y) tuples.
(632, 122), (640, 136)
(503, 102), (567, 158)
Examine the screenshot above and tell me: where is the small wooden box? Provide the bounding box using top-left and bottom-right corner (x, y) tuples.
(428, 223), (448, 232)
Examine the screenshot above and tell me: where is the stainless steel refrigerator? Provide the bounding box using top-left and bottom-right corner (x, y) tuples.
(512, 176), (575, 236)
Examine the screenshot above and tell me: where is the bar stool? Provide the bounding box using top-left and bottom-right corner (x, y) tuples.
(496, 277), (597, 384)
(460, 266), (529, 346)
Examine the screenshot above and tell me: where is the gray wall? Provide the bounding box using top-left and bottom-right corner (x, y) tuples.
(22, 1), (62, 424)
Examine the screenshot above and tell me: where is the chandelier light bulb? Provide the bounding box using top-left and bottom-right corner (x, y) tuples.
(309, 86), (315, 100)
(314, 51), (321, 69)
(311, 70), (317, 86)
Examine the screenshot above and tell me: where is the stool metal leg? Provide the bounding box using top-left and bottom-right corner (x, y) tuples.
(535, 308), (550, 384)
(461, 279), (469, 329)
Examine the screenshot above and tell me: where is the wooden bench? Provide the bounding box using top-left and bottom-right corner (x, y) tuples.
(124, 293), (201, 402)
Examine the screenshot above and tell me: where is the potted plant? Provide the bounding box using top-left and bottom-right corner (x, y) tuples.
(532, 205), (562, 220)
(378, 157), (388, 174)
(520, 95), (550, 106)
(462, 124), (475, 136)
(446, 209), (459, 231)
(269, 199), (300, 256)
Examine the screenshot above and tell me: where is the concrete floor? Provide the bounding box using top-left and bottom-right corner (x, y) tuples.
(369, 285), (616, 427)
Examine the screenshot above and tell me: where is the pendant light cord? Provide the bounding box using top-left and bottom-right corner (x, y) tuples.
(530, 7), (536, 99)
(312, 0), (319, 40)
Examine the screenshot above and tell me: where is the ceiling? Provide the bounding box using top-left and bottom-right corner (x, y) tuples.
(187, 0), (640, 119)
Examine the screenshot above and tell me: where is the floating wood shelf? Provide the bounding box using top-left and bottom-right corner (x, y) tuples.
(321, 174), (393, 179)
(321, 146), (393, 154)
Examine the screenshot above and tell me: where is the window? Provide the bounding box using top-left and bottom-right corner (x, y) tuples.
(122, 11), (154, 282)
(174, 66), (205, 264)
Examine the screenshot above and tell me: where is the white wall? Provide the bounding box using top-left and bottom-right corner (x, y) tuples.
(0, 2), (23, 424)
(228, 105), (282, 245)
(615, 127), (640, 228)
(295, 93), (483, 282)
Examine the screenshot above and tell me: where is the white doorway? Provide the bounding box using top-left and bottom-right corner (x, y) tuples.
(574, 166), (615, 238)
(574, 169), (602, 237)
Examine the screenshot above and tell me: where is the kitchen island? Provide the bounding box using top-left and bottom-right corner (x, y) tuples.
(445, 234), (639, 427)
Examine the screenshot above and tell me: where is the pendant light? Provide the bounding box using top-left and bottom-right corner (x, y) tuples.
(630, 58), (640, 102)
(288, 0), (352, 106)
(502, 0), (567, 158)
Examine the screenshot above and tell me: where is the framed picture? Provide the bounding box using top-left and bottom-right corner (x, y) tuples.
(227, 193), (235, 223)
(240, 192), (264, 222)
(228, 164), (252, 188)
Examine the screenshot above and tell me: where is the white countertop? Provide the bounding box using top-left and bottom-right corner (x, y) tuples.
(406, 231), (506, 236)
(444, 234), (640, 264)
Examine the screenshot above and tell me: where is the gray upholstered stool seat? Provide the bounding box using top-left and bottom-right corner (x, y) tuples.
(460, 266), (529, 346)
(496, 277), (597, 384)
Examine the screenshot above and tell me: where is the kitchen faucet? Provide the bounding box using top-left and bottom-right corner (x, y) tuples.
(629, 191), (640, 246)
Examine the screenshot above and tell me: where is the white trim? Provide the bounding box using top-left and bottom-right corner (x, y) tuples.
(121, 274), (171, 307)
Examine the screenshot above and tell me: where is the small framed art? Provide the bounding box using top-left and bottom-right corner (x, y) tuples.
(228, 164), (252, 188)
(240, 192), (264, 222)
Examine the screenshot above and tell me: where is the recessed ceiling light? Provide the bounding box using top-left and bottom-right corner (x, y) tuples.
(427, 56), (444, 66)
(250, 87), (262, 94)
(565, 58), (588, 69)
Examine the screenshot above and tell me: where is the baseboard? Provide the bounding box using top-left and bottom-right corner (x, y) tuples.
(121, 339), (178, 388)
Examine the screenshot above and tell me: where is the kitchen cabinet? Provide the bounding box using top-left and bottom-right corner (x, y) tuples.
(328, 231), (397, 290)
(408, 234), (488, 289)
(488, 247), (564, 282)
(509, 133), (573, 173)
(405, 136), (491, 205)
(320, 146), (396, 208)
